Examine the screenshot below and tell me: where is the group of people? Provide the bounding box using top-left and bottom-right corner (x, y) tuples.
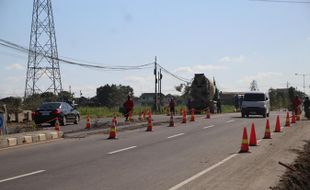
(293, 95), (310, 118)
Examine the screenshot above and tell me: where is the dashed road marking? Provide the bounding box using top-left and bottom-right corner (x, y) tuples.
(203, 125), (215, 129)
(167, 133), (185, 139)
(108, 146), (137, 155)
(0, 170), (46, 183)
(168, 154), (238, 190)
(226, 120), (235, 123)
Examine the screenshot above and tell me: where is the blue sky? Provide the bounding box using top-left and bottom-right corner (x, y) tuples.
(0, 0), (310, 98)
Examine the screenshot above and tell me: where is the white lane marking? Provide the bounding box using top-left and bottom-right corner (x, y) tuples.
(168, 154), (238, 190)
(108, 146), (137, 155)
(203, 125), (215, 129)
(0, 170), (46, 183)
(167, 133), (185, 139)
(226, 120), (235, 123)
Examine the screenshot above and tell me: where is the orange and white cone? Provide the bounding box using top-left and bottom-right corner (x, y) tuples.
(249, 123), (257, 146)
(291, 113), (296, 124)
(169, 113), (175, 127)
(206, 110), (210, 119)
(274, 115), (281, 132)
(190, 109), (195, 122)
(54, 117), (61, 131)
(146, 112), (153, 132)
(108, 117), (117, 139)
(182, 109), (187, 123)
(263, 119), (272, 139)
(285, 112), (290, 127)
(239, 127), (250, 153)
(85, 114), (91, 129)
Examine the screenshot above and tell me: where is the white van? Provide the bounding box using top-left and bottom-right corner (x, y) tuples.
(241, 92), (270, 118)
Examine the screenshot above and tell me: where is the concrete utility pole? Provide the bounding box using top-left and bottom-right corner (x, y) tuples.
(295, 73), (310, 95)
(158, 69), (162, 111)
(154, 56), (158, 112)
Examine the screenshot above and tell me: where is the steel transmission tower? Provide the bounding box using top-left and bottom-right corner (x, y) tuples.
(24, 0), (62, 97)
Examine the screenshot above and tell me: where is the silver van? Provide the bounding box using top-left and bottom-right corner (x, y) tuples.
(241, 92), (270, 118)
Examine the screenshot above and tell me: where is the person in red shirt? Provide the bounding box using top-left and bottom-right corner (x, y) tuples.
(123, 95), (134, 121)
(293, 95), (302, 115)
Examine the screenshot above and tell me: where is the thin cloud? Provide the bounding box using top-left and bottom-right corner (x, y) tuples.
(173, 64), (229, 74)
(238, 72), (284, 91)
(5, 63), (25, 70)
(307, 37), (310, 41)
(219, 55), (246, 63)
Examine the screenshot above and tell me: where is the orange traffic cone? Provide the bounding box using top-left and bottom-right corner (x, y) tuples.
(274, 115), (281, 132)
(54, 117), (61, 131)
(85, 114), (91, 129)
(146, 112), (153, 132)
(108, 117), (117, 139)
(239, 127), (250, 153)
(291, 113), (296, 124)
(182, 109), (187, 123)
(190, 109), (195, 122)
(169, 113), (175, 127)
(206, 110), (210, 119)
(139, 111), (143, 121)
(263, 119), (272, 139)
(249, 123), (257, 146)
(285, 112), (290, 127)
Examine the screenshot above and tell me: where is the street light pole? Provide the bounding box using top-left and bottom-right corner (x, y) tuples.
(295, 73), (310, 95)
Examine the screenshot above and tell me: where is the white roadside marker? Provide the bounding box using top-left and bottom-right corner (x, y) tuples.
(0, 170), (46, 183)
(203, 125), (215, 129)
(226, 120), (235, 123)
(167, 133), (185, 139)
(168, 154), (238, 190)
(108, 146), (137, 155)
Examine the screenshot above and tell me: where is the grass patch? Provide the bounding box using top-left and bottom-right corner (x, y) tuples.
(221, 105), (235, 113)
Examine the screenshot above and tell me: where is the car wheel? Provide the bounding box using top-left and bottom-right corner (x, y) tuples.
(246, 114), (249, 118)
(241, 113), (245, 118)
(61, 116), (67, 126)
(74, 115), (79, 124)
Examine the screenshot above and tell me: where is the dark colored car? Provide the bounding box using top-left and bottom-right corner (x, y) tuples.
(32, 102), (80, 126)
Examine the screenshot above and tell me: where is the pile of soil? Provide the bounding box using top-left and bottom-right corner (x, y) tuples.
(271, 140), (310, 190)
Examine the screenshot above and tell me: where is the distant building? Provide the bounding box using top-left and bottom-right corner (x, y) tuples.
(139, 93), (166, 106)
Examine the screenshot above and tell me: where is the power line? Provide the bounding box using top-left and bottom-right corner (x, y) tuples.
(0, 38), (153, 71)
(157, 64), (191, 83)
(249, 0), (310, 4)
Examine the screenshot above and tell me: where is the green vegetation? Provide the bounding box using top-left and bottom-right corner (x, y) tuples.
(221, 105), (235, 113)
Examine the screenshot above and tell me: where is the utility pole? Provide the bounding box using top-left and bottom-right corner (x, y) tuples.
(158, 69), (162, 112)
(24, 0), (62, 97)
(154, 56), (158, 112)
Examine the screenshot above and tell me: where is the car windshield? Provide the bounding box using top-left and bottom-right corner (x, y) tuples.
(38, 103), (61, 110)
(244, 93), (265, 101)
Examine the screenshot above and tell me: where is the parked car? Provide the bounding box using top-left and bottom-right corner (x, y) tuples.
(32, 102), (80, 126)
(241, 92), (270, 118)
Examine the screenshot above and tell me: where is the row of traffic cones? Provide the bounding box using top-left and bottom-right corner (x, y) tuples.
(239, 112), (299, 153)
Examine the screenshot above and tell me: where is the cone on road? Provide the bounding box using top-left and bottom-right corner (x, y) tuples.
(85, 114), (91, 129)
(190, 109), (195, 122)
(239, 127), (250, 153)
(139, 111), (143, 121)
(169, 113), (175, 127)
(182, 109), (187, 123)
(146, 112), (153, 132)
(285, 112), (290, 127)
(263, 119), (272, 139)
(249, 123), (257, 146)
(206, 110), (211, 119)
(291, 113), (296, 124)
(274, 115), (281, 132)
(108, 117), (117, 139)
(54, 117), (61, 131)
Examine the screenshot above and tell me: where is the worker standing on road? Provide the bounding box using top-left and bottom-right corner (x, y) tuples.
(123, 95), (134, 121)
(169, 98), (176, 115)
(293, 95), (302, 116)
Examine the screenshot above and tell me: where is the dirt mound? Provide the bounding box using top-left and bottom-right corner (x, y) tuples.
(271, 140), (310, 190)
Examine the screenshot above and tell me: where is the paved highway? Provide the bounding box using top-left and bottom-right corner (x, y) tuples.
(0, 112), (309, 190)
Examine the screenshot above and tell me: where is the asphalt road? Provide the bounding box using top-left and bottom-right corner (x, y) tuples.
(0, 112), (302, 190)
